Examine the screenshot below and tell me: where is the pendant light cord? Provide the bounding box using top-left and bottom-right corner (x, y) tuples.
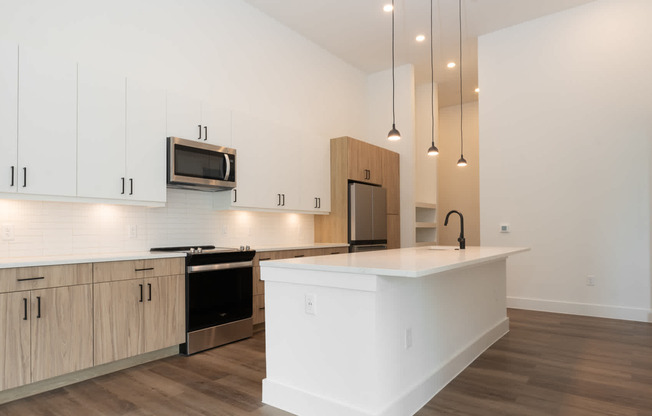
(458, 0), (464, 156)
(392, 0), (396, 126)
(430, 0), (434, 146)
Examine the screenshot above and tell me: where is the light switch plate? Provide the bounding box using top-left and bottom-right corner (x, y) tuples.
(1, 224), (15, 241)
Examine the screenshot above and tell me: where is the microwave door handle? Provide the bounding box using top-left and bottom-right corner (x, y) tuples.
(224, 153), (231, 181)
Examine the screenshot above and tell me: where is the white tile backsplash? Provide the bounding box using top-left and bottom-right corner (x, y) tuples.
(0, 189), (315, 258)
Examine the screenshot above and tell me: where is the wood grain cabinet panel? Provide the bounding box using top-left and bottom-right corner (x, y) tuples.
(30, 285), (93, 382)
(253, 294), (265, 325)
(347, 138), (382, 185)
(387, 215), (401, 249)
(0, 291), (31, 390)
(0, 263), (92, 293)
(381, 150), (400, 215)
(93, 258), (184, 283)
(143, 275), (185, 354)
(93, 279), (144, 365)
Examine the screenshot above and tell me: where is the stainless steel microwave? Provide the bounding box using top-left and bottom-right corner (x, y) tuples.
(167, 137), (236, 191)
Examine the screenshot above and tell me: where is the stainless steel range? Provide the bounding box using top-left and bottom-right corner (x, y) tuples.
(150, 245), (255, 355)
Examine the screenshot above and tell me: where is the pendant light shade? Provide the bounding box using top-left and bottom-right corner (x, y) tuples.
(456, 0), (466, 167)
(387, 0), (401, 141)
(426, 0), (438, 156)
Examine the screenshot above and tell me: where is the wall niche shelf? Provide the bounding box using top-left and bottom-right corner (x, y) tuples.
(415, 202), (437, 247)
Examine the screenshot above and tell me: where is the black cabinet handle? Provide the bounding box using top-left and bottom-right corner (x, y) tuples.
(23, 167), (27, 187)
(317, 198), (321, 208)
(121, 177), (125, 195)
(260, 257), (272, 261)
(23, 298), (27, 320)
(233, 189), (237, 203)
(139, 284), (143, 302)
(17, 276), (45, 282)
(294, 254), (305, 258)
(10, 166), (14, 187)
(204, 126), (208, 141)
(147, 283), (152, 301)
(277, 194), (281, 206)
(129, 178), (133, 195)
(36, 296), (41, 318)
(259, 307), (265, 310)
(135, 267), (154, 272)
(198, 124), (202, 140)
(282, 194), (285, 206)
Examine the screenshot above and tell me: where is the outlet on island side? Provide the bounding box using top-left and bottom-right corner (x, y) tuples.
(305, 293), (316, 315)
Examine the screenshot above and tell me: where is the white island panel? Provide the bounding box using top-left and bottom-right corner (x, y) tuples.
(261, 246), (526, 416)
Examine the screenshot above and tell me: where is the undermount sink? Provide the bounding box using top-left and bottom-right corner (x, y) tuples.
(427, 246), (460, 251)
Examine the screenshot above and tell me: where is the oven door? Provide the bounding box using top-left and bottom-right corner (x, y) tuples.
(184, 260), (253, 354)
(167, 136), (236, 190)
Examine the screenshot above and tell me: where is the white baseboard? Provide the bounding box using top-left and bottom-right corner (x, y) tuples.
(262, 318), (510, 416)
(507, 297), (652, 323)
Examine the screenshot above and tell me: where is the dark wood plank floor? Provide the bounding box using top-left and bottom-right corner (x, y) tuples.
(2, 309), (651, 416)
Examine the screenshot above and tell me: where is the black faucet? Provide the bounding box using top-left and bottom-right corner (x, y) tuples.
(444, 210), (465, 250)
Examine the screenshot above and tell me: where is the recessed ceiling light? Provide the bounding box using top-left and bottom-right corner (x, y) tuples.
(415, 35), (425, 42)
(383, 4), (393, 12)
(447, 62), (456, 68)
(474, 88), (480, 93)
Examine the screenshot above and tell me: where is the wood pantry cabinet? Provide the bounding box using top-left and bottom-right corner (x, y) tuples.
(92, 258), (185, 366)
(0, 264), (93, 391)
(314, 136), (401, 246)
(252, 246), (348, 326)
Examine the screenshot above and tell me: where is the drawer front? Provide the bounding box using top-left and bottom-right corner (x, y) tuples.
(93, 258), (185, 283)
(253, 294), (265, 325)
(0, 264), (92, 293)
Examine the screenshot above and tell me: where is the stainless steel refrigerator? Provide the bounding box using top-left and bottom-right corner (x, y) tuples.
(348, 182), (387, 252)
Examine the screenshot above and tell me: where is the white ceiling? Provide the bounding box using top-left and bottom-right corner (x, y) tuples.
(242, 0), (597, 107)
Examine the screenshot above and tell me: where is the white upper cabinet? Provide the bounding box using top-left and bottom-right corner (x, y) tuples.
(125, 79), (166, 203)
(18, 45), (77, 197)
(0, 41), (18, 193)
(214, 111), (329, 214)
(18, 47), (77, 196)
(77, 65), (126, 200)
(166, 92), (231, 147)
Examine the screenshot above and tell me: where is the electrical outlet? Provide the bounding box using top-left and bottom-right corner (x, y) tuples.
(405, 328), (413, 349)
(1, 224), (15, 241)
(305, 294), (316, 315)
(587, 275), (596, 286)
(500, 224), (510, 233)
(128, 225), (138, 239)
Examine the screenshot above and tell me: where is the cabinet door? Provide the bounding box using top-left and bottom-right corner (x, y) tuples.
(0, 41), (18, 193)
(18, 45), (77, 196)
(94, 280), (144, 365)
(0, 291), (30, 390)
(166, 91), (201, 141)
(381, 150), (400, 215)
(387, 214), (401, 249)
(300, 134), (331, 213)
(200, 102), (232, 147)
(77, 64), (126, 199)
(125, 79), (166, 203)
(30, 285), (93, 382)
(348, 139), (382, 185)
(143, 275), (185, 354)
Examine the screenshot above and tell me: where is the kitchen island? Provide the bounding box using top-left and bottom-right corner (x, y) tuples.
(260, 246), (528, 416)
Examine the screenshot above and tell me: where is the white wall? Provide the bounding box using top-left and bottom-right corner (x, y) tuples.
(479, 0), (652, 321)
(415, 83), (438, 205)
(366, 65), (417, 248)
(438, 102), (480, 247)
(0, 0), (368, 256)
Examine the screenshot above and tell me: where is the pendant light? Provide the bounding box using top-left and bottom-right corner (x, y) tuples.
(426, 0), (439, 156)
(387, 0), (401, 141)
(456, 0), (467, 167)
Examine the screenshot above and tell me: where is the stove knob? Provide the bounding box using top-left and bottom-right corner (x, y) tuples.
(239, 246), (245, 251)
(197, 247), (203, 253)
(189, 248), (195, 253)
(245, 245), (251, 251)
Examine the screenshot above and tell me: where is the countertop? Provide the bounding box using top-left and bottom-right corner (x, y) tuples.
(0, 251), (186, 269)
(253, 243), (348, 252)
(261, 246), (529, 278)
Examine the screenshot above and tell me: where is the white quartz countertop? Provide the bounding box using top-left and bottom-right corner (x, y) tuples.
(253, 243), (348, 252)
(0, 251), (186, 269)
(261, 246), (529, 278)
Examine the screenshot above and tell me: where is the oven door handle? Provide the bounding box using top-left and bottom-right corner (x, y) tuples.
(187, 261), (253, 273)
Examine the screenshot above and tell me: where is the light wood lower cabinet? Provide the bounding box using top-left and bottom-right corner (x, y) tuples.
(94, 274), (184, 366)
(0, 285), (93, 391)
